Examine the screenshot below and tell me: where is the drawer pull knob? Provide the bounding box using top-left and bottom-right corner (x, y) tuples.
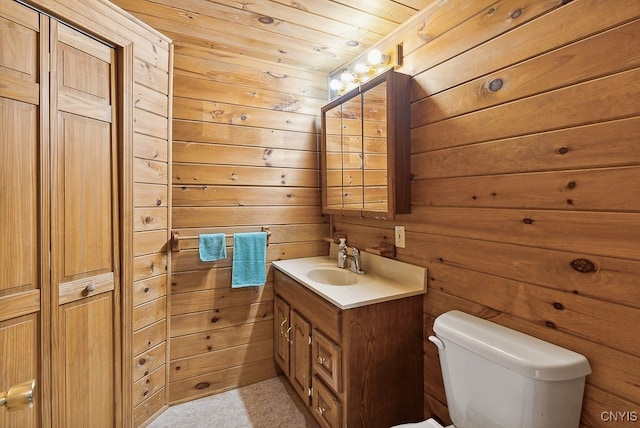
(317, 355), (326, 365)
(85, 283), (97, 293)
(316, 406), (325, 416)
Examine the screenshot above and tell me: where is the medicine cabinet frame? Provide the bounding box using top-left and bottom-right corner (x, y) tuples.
(320, 69), (411, 219)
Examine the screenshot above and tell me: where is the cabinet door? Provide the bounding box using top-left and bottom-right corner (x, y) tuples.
(362, 81), (388, 213)
(323, 103), (344, 211)
(274, 296), (291, 377)
(50, 20), (118, 427)
(0, 2), (42, 426)
(312, 329), (341, 393)
(290, 310), (311, 405)
(340, 93), (363, 211)
(312, 377), (342, 428)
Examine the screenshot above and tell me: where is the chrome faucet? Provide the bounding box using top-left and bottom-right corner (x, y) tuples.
(343, 246), (365, 275)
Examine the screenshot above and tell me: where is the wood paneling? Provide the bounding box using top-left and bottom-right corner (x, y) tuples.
(332, 1), (640, 426)
(107, 0), (640, 425)
(112, 0), (435, 74)
(144, 34), (328, 402)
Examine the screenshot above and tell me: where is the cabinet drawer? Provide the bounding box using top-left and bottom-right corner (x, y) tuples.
(274, 270), (341, 342)
(312, 377), (342, 428)
(313, 329), (341, 393)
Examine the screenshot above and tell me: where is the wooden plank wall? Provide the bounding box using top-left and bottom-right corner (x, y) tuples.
(129, 34), (172, 427)
(169, 42), (330, 404)
(332, 0), (640, 426)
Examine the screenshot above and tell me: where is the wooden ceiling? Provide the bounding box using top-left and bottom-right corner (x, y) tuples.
(113, 0), (434, 74)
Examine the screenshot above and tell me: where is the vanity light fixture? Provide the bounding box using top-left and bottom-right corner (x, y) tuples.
(327, 44), (402, 99)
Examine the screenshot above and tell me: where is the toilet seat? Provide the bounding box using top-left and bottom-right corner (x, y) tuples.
(393, 418), (453, 428)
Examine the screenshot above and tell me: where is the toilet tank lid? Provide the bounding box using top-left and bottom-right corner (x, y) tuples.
(433, 311), (592, 381)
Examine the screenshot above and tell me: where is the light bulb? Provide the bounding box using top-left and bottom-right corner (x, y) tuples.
(367, 49), (388, 66)
(340, 69), (355, 83)
(329, 79), (342, 91)
(354, 63), (370, 74)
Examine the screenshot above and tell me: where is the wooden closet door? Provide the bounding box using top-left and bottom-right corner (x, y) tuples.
(0, 1), (43, 426)
(50, 20), (120, 428)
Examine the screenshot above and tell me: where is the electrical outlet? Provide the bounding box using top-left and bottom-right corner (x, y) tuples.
(395, 225), (406, 248)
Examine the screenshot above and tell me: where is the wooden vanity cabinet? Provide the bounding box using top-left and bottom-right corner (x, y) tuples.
(273, 270), (423, 428)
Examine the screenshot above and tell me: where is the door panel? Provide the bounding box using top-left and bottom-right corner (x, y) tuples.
(59, 294), (114, 427)
(50, 19), (119, 427)
(58, 113), (113, 280)
(0, 2), (38, 83)
(0, 2), (41, 425)
(0, 98), (38, 295)
(0, 315), (38, 427)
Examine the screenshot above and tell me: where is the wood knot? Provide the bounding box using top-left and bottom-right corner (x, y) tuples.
(488, 78), (503, 92)
(571, 258), (596, 273)
(523, 218), (534, 224)
(558, 146), (569, 155)
(552, 302), (564, 310)
(545, 320), (556, 329)
(567, 181), (576, 189)
(211, 317), (219, 323)
(510, 8), (522, 19)
(258, 16), (274, 24)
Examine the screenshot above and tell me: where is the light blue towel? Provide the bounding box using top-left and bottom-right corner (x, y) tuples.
(232, 232), (267, 288)
(199, 233), (227, 262)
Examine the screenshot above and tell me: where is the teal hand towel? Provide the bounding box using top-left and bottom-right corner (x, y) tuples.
(232, 232), (267, 288)
(199, 233), (227, 262)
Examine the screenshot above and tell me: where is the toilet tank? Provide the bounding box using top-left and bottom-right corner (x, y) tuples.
(431, 311), (591, 428)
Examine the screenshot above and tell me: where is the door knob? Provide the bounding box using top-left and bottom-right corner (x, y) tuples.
(1, 379), (36, 410)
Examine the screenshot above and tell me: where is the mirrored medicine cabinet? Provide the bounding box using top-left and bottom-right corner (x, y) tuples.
(321, 69), (411, 219)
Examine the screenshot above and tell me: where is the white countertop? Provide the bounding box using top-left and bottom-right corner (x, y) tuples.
(272, 248), (427, 310)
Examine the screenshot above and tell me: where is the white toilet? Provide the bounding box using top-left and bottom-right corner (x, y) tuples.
(397, 310), (592, 428)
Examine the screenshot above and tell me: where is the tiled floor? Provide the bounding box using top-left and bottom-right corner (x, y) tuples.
(148, 376), (320, 428)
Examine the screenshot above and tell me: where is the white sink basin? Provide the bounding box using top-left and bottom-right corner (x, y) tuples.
(306, 268), (360, 286)
(272, 245), (427, 309)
